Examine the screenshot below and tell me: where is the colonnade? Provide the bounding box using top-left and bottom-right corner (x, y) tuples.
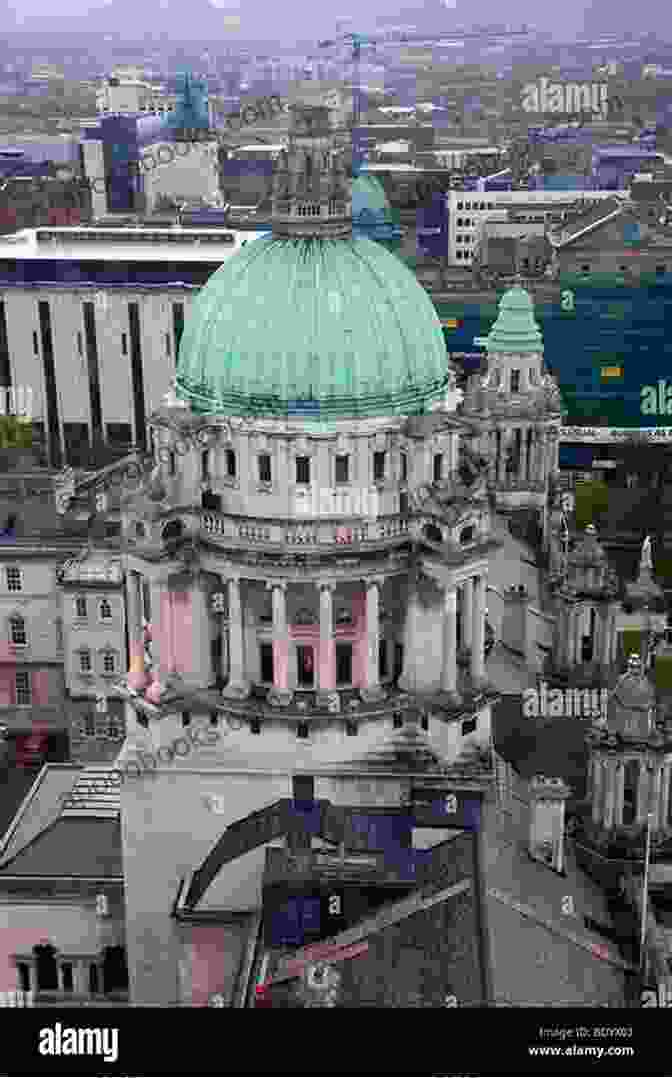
(592, 756), (672, 832)
(484, 426), (550, 486)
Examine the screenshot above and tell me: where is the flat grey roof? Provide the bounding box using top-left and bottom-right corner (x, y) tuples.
(0, 226), (269, 262)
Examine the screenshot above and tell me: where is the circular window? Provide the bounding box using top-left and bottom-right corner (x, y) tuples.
(162, 520), (183, 542)
(460, 525), (475, 545)
(424, 523), (443, 544)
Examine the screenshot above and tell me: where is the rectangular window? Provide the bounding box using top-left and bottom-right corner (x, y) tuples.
(201, 450), (210, 481)
(79, 650), (92, 673)
(121, 332), (127, 355)
(99, 598), (112, 621)
(373, 451), (386, 482)
(75, 596), (87, 619)
(400, 452), (408, 482)
(379, 639), (389, 679)
(17, 963), (30, 992)
(32, 331), (39, 355)
(165, 332), (171, 357)
(61, 964), (73, 993)
(169, 451), (176, 477)
(258, 453), (272, 483)
(295, 456), (310, 484)
(226, 448), (236, 477)
(10, 615), (26, 645)
(181, 711), (191, 727)
(172, 302), (184, 359)
(461, 717), (477, 736)
(346, 720), (358, 736)
(433, 453), (443, 482)
(250, 717), (261, 735)
(336, 643), (353, 685)
(6, 566), (22, 592)
(335, 454), (349, 484)
(510, 370), (520, 394)
(84, 712), (95, 736)
(77, 331), (83, 356)
(102, 652), (116, 674)
(293, 775), (314, 801)
(128, 303), (147, 453)
(260, 641), (274, 683)
(82, 303), (103, 449)
(15, 671), (31, 705)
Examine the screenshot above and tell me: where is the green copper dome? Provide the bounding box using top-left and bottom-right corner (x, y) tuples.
(485, 285), (544, 355)
(176, 234), (450, 420)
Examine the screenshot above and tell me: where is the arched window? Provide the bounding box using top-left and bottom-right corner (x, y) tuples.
(294, 607), (317, 626)
(460, 525), (475, 545)
(9, 614), (26, 646)
(99, 598), (112, 622)
(335, 607), (353, 625)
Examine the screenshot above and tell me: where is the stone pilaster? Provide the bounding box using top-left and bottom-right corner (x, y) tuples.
(604, 759), (616, 830)
(520, 425), (529, 482)
(317, 581), (336, 702)
(361, 578), (385, 702)
(441, 585), (459, 699)
(461, 577), (473, 653)
(614, 762), (625, 827)
(470, 574), (487, 683)
(651, 764), (662, 832)
(660, 764), (671, 831)
(267, 581), (292, 706)
(592, 758), (604, 824)
(222, 576), (250, 699)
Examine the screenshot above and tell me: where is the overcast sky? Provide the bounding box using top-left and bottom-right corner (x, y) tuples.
(4, 0), (667, 45)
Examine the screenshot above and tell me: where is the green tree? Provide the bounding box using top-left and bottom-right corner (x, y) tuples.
(0, 416), (32, 449)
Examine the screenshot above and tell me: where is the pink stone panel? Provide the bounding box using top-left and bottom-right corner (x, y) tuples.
(188, 925), (237, 1006)
(158, 591), (176, 676)
(319, 637), (336, 691)
(0, 667), (13, 707)
(273, 638), (289, 690)
(32, 669), (50, 706)
(0, 926), (43, 993)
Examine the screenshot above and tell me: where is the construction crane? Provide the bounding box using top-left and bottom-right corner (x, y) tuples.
(318, 26), (534, 176)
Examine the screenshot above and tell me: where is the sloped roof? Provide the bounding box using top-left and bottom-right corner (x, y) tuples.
(0, 817), (122, 878)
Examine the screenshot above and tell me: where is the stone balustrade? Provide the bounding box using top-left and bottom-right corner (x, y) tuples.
(201, 512), (410, 548)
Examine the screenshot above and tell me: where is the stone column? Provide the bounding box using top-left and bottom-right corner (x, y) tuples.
(497, 429), (507, 484)
(660, 764), (671, 832)
(488, 430), (497, 484)
(615, 762), (625, 827)
(470, 574), (487, 684)
(149, 577), (171, 679)
(592, 758), (604, 824)
(600, 607), (612, 667)
(317, 581), (336, 702)
(399, 579), (419, 694)
(461, 578), (473, 653)
(520, 426), (529, 482)
(636, 763), (649, 826)
(361, 578), (385, 702)
(222, 576), (250, 699)
(441, 585), (460, 700)
(604, 759), (616, 830)
(267, 581), (292, 706)
(651, 764), (662, 832)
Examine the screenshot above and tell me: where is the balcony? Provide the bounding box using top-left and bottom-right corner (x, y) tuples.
(201, 511), (410, 549)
